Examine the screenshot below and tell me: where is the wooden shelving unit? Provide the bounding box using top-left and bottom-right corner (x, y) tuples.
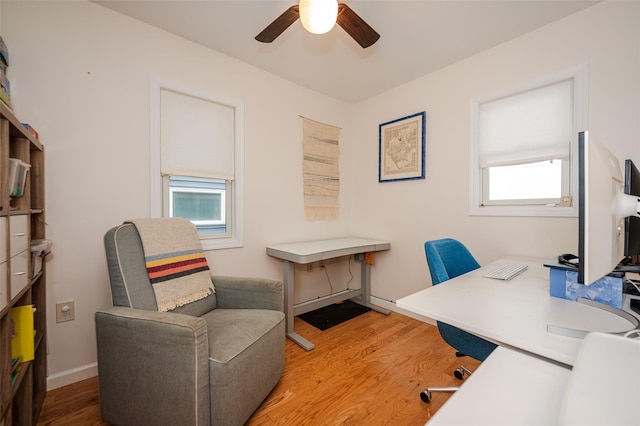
(0, 101), (46, 425)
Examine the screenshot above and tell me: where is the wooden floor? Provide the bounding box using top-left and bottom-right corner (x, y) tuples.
(36, 311), (480, 425)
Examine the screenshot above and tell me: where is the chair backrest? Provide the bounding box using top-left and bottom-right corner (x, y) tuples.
(424, 238), (480, 285)
(424, 238), (496, 361)
(104, 222), (217, 316)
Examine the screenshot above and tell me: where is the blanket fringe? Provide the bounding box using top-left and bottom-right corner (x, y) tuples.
(157, 287), (214, 312)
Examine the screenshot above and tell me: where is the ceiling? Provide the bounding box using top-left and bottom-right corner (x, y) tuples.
(92, 1), (598, 103)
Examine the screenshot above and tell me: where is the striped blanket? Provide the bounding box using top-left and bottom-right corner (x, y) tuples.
(127, 218), (215, 312)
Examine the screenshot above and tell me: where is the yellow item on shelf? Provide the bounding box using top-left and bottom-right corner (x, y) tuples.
(10, 305), (35, 362)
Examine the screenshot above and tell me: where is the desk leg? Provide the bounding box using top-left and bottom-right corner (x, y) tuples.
(355, 259), (390, 316)
(283, 260), (315, 351)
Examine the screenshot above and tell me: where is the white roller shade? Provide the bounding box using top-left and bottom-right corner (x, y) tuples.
(160, 89), (235, 180)
(479, 80), (572, 168)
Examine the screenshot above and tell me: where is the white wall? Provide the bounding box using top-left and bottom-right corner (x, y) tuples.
(347, 1), (640, 302)
(1, 1), (638, 389)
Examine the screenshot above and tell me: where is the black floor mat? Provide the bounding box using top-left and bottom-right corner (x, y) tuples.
(297, 300), (371, 331)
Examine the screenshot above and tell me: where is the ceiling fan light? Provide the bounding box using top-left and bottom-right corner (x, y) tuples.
(299, 0), (338, 35)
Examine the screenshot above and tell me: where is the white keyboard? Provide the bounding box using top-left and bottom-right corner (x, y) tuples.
(483, 264), (528, 281)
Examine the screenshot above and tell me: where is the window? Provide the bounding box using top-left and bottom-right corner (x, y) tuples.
(167, 175), (227, 234)
(484, 159), (563, 203)
(470, 66), (587, 217)
(150, 77), (244, 249)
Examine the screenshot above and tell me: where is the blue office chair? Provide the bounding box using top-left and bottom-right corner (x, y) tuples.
(421, 238), (498, 403)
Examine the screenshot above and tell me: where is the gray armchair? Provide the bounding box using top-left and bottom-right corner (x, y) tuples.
(95, 221), (285, 426)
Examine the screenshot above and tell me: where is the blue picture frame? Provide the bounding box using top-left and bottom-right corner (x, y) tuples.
(378, 111), (426, 182)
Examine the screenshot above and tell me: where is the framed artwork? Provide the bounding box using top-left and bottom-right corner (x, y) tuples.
(378, 111), (426, 182)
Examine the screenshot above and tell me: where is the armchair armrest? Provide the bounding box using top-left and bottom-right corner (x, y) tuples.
(95, 306), (210, 426)
(212, 275), (283, 312)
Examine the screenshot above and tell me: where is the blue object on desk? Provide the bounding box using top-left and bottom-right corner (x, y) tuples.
(547, 262), (623, 309)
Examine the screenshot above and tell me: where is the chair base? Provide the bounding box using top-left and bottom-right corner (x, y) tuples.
(420, 386), (460, 403)
(420, 364), (474, 403)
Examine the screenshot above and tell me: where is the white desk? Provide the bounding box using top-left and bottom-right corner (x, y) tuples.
(427, 346), (571, 426)
(427, 332), (640, 426)
(267, 237), (391, 350)
(559, 332), (640, 425)
(396, 256), (635, 366)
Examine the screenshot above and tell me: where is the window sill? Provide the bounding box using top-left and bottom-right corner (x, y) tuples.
(469, 204), (578, 218)
(201, 237), (243, 251)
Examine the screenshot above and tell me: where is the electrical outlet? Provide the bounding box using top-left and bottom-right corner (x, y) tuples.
(56, 301), (75, 323)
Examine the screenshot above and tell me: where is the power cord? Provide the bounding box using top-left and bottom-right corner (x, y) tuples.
(346, 256), (354, 288)
(625, 278), (640, 295)
(322, 256), (355, 295)
(322, 263), (333, 295)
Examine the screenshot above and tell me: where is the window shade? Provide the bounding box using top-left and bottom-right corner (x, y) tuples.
(160, 89), (235, 180)
(479, 80), (572, 168)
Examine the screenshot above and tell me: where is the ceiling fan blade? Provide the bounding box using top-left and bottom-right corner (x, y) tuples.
(255, 5), (300, 43)
(336, 3), (380, 48)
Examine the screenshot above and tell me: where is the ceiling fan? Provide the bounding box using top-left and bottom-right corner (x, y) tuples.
(255, 1), (380, 49)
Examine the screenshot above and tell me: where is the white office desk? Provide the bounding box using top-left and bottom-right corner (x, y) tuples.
(396, 257), (635, 366)
(427, 346), (571, 426)
(267, 237), (390, 350)
(426, 332), (640, 426)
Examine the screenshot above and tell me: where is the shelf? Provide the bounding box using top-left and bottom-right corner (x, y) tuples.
(10, 362), (30, 400)
(0, 102), (41, 151)
(0, 95), (46, 425)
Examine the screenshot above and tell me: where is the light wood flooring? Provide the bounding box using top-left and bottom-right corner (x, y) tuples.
(36, 311), (480, 425)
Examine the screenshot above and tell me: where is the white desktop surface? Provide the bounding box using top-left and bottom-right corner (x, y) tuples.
(559, 332), (640, 425)
(427, 346), (571, 426)
(266, 237), (390, 264)
(396, 257), (634, 366)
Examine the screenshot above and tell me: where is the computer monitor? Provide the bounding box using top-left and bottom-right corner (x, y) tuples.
(624, 159), (640, 261)
(578, 131), (640, 285)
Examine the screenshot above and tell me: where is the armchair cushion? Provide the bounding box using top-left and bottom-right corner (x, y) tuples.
(202, 308), (285, 423)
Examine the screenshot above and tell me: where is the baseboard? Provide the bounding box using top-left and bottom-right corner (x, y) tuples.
(370, 295), (436, 326)
(46, 362), (98, 391)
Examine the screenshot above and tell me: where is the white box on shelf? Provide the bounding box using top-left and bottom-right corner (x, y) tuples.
(8, 158), (30, 197)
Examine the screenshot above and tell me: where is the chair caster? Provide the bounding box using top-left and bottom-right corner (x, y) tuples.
(420, 390), (432, 402)
(454, 365), (473, 380)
